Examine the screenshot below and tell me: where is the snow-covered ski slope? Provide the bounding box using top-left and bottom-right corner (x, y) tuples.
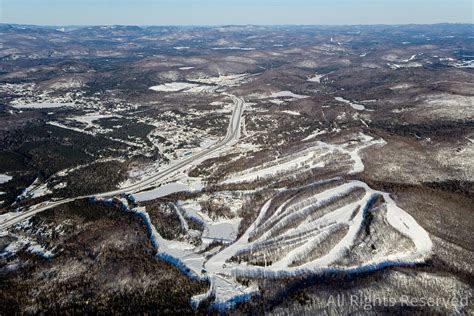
(123, 132), (433, 311)
(208, 180), (432, 278)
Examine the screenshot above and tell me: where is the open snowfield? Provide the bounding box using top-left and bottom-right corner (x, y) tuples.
(335, 97), (366, 111)
(18, 177), (52, 200)
(270, 91), (308, 99)
(0, 174), (12, 184)
(149, 82), (201, 92)
(307, 73), (325, 83)
(132, 182), (190, 202)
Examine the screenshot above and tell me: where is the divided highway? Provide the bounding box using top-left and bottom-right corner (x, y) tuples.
(0, 95), (245, 231)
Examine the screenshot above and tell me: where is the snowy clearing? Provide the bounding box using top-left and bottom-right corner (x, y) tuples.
(132, 182), (190, 202)
(223, 133), (384, 184)
(18, 178), (52, 200)
(149, 82), (200, 92)
(307, 73), (325, 83)
(189, 74), (250, 87)
(335, 97), (366, 111)
(270, 91), (308, 99)
(0, 174), (12, 184)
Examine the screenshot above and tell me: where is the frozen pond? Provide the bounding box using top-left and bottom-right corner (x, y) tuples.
(204, 222), (237, 242)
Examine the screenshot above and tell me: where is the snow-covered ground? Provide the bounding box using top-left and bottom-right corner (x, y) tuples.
(18, 178), (52, 200)
(205, 220), (239, 242)
(189, 74), (251, 87)
(207, 180), (432, 278)
(281, 110), (300, 116)
(307, 73), (325, 83)
(189, 177), (432, 309)
(387, 62), (423, 70)
(1, 221), (55, 259)
(270, 91), (308, 99)
(149, 82), (201, 92)
(68, 112), (118, 129)
(1, 67), (439, 311)
(132, 182), (190, 202)
(302, 129), (327, 141)
(211, 47), (256, 51)
(222, 133), (384, 184)
(116, 130), (430, 310)
(149, 74), (252, 95)
(9, 102), (75, 109)
(0, 174), (12, 184)
(335, 97), (366, 111)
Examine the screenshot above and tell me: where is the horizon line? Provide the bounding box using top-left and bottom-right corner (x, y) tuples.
(1, 22), (473, 28)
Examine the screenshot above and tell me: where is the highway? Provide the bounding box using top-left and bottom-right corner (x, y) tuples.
(0, 95), (245, 231)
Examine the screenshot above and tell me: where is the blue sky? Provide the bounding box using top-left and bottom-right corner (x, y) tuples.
(1, 0), (472, 25)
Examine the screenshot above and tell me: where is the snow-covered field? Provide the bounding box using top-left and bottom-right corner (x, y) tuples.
(270, 91), (308, 99)
(10, 102), (75, 109)
(186, 176), (431, 309)
(0, 174), (12, 184)
(18, 177), (52, 200)
(302, 129), (327, 141)
(68, 112), (118, 129)
(223, 133), (384, 184)
(149, 74), (252, 95)
(132, 182), (190, 202)
(150, 82), (201, 92)
(307, 73), (325, 83)
(281, 110), (300, 116)
(211, 47), (256, 51)
(335, 97), (366, 111)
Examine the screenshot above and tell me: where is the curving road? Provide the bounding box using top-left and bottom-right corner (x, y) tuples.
(0, 95), (245, 231)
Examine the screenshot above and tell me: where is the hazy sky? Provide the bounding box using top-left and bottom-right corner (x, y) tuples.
(1, 0), (473, 25)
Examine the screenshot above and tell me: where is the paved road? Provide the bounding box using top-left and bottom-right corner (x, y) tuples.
(0, 95), (245, 231)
